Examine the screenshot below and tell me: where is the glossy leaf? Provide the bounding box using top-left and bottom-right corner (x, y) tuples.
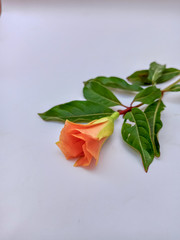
(157, 68), (180, 83)
(148, 62), (166, 84)
(38, 100), (114, 123)
(127, 70), (150, 85)
(122, 108), (154, 172)
(83, 81), (121, 107)
(86, 76), (142, 91)
(127, 67), (180, 85)
(133, 86), (162, 104)
(145, 100), (165, 157)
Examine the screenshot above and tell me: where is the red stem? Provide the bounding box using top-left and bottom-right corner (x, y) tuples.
(118, 107), (133, 115)
(120, 103), (129, 108)
(133, 103), (143, 108)
(118, 103), (144, 115)
(118, 90), (164, 116)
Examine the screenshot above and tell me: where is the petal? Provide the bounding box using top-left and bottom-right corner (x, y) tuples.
(72, 132), (89, 141)
(74, 144), (92, 167)
(57, 125), (84, 159)
(72, 132), (107, 165)
(66, 120), (108, 139)
(86, 138), (107, 165)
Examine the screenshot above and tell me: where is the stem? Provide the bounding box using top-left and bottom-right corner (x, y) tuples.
(111, 112), (120, 120)
(117, 80), (176, 116)
(130, 100), (134, 107)
(120, 103), (129, 108)
(118, 107), (132, 115)
(118, 102), (144, 115)
(133, 102), (144, 108)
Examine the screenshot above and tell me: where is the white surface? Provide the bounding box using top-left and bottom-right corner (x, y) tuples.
(0, 1), (180, 240)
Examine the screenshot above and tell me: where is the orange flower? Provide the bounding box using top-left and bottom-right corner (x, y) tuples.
(56, 112), (119, 167)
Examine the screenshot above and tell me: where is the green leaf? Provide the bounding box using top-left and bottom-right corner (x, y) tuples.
(162, 79), (180, 92)
(166, 84), (180, 92)
(38, 100), (114, 123)
(148, 62), (166, 84)
(127, 70), (150, 85)
(127, 67), (180, 86)
(83, 81), (121, 107)
(86, 76), (142, 91)
(144, 100), (165, 157)
(133, 86), (162, 104)
(157, 68), (180, 83)
(122, 108), (154, 172)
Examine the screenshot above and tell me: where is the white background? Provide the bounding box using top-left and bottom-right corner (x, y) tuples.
(0, 1), (180, 239)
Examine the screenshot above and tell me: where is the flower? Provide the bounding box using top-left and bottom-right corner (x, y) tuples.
(56, 112), (119, 167)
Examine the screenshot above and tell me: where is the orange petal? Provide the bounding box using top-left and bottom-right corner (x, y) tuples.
(65, 120), (108, 139)
(86, 138), (107, 165)
(72, 132), (107, 165)
(72, 132), (90, 141)
(57, 125), (84, 159)
(74, 144), (92, 167)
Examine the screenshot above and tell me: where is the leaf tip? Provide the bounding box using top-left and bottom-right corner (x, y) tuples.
(38, 112), (45, 120)
(155, 153), (160, 158)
